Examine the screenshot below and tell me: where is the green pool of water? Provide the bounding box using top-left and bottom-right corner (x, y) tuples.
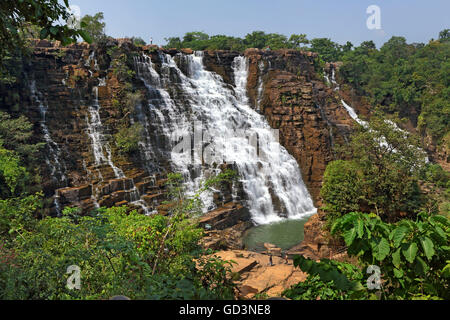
(243, 218), (309, 252)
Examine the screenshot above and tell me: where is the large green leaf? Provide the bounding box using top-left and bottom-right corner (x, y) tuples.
(392, 248), (402, 268)
(414, 256), (429, 276)
(420, 237), (435, 261)
(356, 219), (364, 238)
(393, 268), (404, 278)
(430, 215), (450, 227)
(402, 242), (418, 264)
(373, 237), (390, 261)
(344, 227), (358, 246)
(390, 225), (409, 248)
(78, 30), (93, 44)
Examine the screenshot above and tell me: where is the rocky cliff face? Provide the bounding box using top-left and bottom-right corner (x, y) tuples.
(0, 40), (356, 237)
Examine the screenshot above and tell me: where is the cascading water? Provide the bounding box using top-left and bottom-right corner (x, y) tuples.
(31, 80), (67, 184)
(255, 60), (265, 111)
(86, 83), (124, 178)
(135, 52), (317, 225)
(342, 99), (428, 162)
(84, 53), (150, 213)
(341, 100), (368, 127)
(30, 80), (68, 215)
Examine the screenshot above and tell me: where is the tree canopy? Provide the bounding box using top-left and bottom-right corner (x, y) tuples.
(80, 12), (106, 43)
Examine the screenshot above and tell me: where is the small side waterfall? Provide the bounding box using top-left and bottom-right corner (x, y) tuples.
(341, 100), (368, 127)
(86, 83), (124, 178)
(30, 80), (67, 184)
(255, 60), (265, 112)
(84, 53), (150, 214)
(342, 99), (428, 162)
(30, 80), (67, 215)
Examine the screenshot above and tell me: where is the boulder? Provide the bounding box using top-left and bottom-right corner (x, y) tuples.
(198, 202), (250, 230)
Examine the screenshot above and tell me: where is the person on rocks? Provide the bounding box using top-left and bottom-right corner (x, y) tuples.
(269, 253), (274, 266)
(284, 252), (289, 265)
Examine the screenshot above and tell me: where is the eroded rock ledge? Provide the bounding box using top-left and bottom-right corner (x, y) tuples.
(212, 250), (307, 299)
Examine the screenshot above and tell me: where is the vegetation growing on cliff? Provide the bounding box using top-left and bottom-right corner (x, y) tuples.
(339, 31), (450, 147)
(114, 123), (143, 155)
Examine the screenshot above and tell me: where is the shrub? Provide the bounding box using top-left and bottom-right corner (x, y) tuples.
(114, 123), (143, 154)
(0, 171), (238, 300)
(321, 160), (362, 225)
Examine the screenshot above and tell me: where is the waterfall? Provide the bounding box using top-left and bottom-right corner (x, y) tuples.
(86, 84), (125, 178)
(341, 100), (428, 162)
(84, 53), (150, 214)
(341, 100), (368, 127)
(135, 52), (317, 225)
(30, 80), (67, 184)
(30, 80), (68, 215)
(255, 61), (265, 111)
(324, 66), (339, 91)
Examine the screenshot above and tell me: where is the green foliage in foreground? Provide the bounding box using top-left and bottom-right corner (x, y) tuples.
(0, 170), (238, 300)
(80, 12), (106, 44)
(284, 257), (365, 300)
(285, 212), (450, 300)
(0, 206), (232, 300)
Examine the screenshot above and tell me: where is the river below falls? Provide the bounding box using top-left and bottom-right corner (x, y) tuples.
(243, 217), (309, 252)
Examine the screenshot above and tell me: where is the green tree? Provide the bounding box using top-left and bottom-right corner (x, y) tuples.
(80, 12), (106, 43)
(289, 34), (309, 49)
(164, 37), (182, 49)
(131, 37), (146, 46)
(244, 31), (269, 49)
(265, 33), (289, 50)
(310, 38), (341, 62)
(320, 160), (362, 224)
(0, 0), (91, 60)
(439, 29), (449, 42)
(183, 31), (209, 43)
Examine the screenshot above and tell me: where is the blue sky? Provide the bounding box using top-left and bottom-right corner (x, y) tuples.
(69, 0), (449, 47)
